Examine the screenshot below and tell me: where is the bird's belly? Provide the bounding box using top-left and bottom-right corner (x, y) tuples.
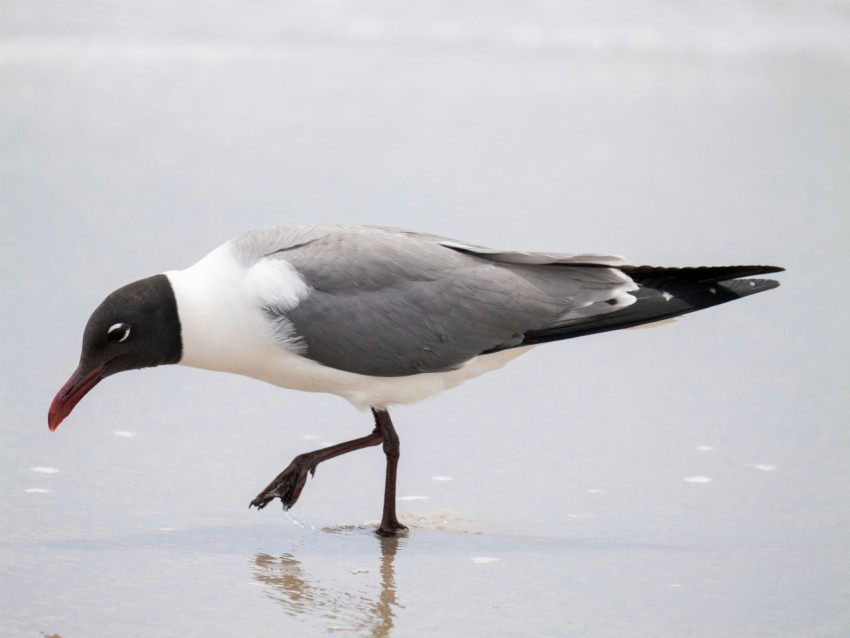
(203, 345), (536, 410)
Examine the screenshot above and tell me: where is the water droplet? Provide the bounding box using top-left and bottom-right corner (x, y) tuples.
(31, 466), (59, 474)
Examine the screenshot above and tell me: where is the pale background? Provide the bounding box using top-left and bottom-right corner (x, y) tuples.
(1, 0), (848, 636)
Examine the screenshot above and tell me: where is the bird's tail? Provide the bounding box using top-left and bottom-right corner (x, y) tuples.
(521, 264), (783, 345)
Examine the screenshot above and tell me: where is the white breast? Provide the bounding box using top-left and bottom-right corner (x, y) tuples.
(165, 242), (307, 373)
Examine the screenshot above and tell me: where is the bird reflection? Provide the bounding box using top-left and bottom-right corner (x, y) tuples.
(253, 533), (402, 637)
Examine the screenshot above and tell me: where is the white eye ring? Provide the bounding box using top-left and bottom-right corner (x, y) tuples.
(108, 323), (131, 343)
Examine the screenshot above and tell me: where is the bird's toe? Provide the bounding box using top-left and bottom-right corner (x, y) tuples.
(250, 460), (314, 512)
(376, 520), (409, 537)
(249, 493), (273, 510)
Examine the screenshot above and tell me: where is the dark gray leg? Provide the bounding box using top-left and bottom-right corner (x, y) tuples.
(373, 409), (408, 537)
(250, 427), (382, 511)
(250, 409), (408, 537)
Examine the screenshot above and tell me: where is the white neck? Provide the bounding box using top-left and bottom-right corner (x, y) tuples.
(164, 241), (309, 375)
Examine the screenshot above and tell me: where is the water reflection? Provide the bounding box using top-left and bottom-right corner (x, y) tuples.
(253, 534), (402, 636)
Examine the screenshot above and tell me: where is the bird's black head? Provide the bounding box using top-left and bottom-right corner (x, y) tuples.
(48, 274), (182, 431)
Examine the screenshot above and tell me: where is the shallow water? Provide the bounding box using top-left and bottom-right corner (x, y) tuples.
(2, 0), (849, 636)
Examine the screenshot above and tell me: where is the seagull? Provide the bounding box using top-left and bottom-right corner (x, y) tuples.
(48, 224), (783, 536)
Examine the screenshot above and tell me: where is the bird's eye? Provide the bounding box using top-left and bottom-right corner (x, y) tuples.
(107, 323), (131, 343)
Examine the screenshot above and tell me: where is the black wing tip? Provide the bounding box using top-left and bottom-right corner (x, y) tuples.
(625, 264), (785, 284)
(735, 265), (785, 277)
(721, 276), (781, 296)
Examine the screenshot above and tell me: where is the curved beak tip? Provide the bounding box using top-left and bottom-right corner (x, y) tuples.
(48, 392), (71, 432)
(47, 410), (63, 432)
(48, 364), (105, 433)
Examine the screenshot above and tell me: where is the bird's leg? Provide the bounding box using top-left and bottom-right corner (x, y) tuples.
(250, 427), (382, 511)
(373, 409), (408, 537)
(250, 409), (408, 536)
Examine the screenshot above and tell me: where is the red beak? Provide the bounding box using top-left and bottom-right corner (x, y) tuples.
(48, 364), (107, 431)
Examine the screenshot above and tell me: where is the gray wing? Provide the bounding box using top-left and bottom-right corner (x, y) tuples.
(242, 226), (636, 377)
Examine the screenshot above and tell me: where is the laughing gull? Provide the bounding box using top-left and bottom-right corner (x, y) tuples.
(48, 224), (782, 535)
